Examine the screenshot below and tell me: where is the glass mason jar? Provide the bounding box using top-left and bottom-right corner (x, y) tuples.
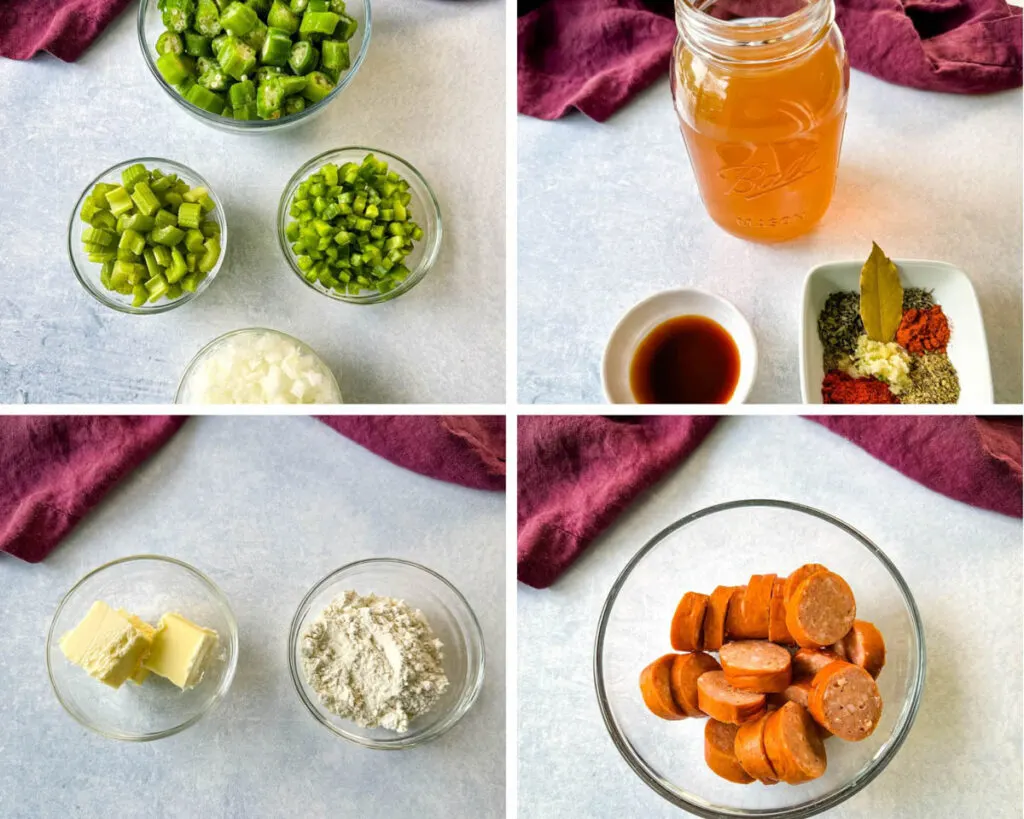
(671, 0), (850, 242)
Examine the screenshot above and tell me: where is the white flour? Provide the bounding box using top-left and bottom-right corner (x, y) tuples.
(301, 591), (449, 733)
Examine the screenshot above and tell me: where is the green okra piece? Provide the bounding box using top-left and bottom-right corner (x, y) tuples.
(228, 78), (256, 106)
(150, 225), (187, 246)
(211, 33), (229, 56)
(195, 0), (223, 35)
(183, 32), (213, 57)
(336, 14), (357, 40)
(256, 79), (286, 118)
(131, 182), (161, 217)
(247, 0), (273, 13)
(288, 40), (318, 74)
(220, 1), (258, 35)
(156, 52), (194, 85)
(307, 0), (328, 10)
(284, 95), (306, 115)
(186, 82), (227, 113)
(162, 0), (195, 32)
(217, 35), (257, 80)
(320, 39), (349, 73)
(299, 10), (339, 35)
(242, 20), (268, 52)
(261, 26), (293, 65)
(267, 0), (300, 32)
(300, 70), (333, 102)
(233, 102), (259, 119)
(277, 74), (308, 96)
(156, 31), (184, 56)
(328, 0), (346, 13)
(289, 0), (309, 11)
(198, 67), (231, 90)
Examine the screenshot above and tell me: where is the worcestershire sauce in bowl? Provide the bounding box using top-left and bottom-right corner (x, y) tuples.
(629, 315), (740, 403)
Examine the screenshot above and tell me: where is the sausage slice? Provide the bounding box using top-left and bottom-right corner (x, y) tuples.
(740, 574), (776, 638)
(791, 647), (842, 681)
(767, 681), (832, 738)
(840, 620), (886, 678)
(768, 578), (794, 644)
(670, 652), (721, 718)
(734, 712), (779, 784)
(783, 563), (829, 605)
(705, 719), (754, 784)
(670, 591), (709, 652)
(703, 585), (739, 651)
(639, 654), (686, 720)
(808, 660), (882, 741)
(697, 670), (766, 724)
(720, 641), (792, 693)
(785, 570), (856, 647)
(763, 701), (828, 784)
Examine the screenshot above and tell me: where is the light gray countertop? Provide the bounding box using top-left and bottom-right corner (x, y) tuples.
(518, 416), (1022, 817)
(0, 417), (506, 818)
(518, 74), (1023, 404)
(0, 0), (504, 404)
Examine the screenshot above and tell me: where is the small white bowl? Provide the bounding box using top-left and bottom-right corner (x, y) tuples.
(800, 259), (993, 404)
(602, 288), (758, 404)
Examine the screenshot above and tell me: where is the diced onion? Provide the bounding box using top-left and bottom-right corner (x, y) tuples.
(181, 331), (341, 404)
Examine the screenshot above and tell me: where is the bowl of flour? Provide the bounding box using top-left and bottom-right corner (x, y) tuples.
(288, 558), (485, 748)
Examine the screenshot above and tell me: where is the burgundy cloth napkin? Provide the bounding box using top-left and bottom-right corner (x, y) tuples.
(518, 0), (1024, 121)
(0, 417), (186, 565)
(0, 0), (133, 62)
(518, 416), (1022, 588)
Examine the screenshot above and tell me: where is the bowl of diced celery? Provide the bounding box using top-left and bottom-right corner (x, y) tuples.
(138, 0), (370, 132)
(69, 158), (227, 314)
(277, 147), (443, 304)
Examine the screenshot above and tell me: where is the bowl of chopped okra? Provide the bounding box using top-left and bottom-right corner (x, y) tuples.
(278, 148), (443, 304)
(69, 158), (227, 314)
(138, 0), (371, 132)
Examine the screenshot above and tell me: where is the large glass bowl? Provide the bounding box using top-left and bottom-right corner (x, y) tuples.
(277, 147), (443, 304)
(137, 0), (371, 133)
(289, 558), (485, 749)
(69, 157), (227, 314)
(595, 499), (925, 817)
(46, 555), (239, 742)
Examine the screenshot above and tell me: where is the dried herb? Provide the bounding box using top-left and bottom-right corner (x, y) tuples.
(818, 291), (863, 360)
(902, 287), (935, 312)
(859, 242), (903, 343)
(901, 353), (960, 404)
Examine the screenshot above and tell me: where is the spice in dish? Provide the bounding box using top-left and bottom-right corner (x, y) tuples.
(630, 315), (740, 404)
(301, 591), (449, 733)
(818, 243), (960, 404)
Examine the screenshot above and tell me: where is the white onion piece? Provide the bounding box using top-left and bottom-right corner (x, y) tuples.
(183, 331), (341, 404)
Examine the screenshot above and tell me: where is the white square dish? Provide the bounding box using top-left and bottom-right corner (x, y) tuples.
(800, 259), (993, 404)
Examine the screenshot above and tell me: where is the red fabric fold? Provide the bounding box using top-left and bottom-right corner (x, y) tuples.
(0, 0), (133, 62)
(518, 0), (1023, 122)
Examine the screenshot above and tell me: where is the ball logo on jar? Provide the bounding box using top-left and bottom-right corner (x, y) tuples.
(717, 140), (822, 200)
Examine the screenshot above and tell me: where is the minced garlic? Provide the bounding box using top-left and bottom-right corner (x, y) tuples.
(840, 335), (912, 395)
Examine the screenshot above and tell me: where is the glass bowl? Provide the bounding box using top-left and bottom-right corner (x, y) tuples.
(175, 327), (342, 404)
(289, 558), (485, 748)
(594, 499), (925, 818)
(277, 147), (443, 304)
(46, 555), (239, 742)
(69, 157), (227, 315)
(137, 0), (372, 134)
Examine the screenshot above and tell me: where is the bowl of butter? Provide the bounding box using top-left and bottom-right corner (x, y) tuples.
(46, 555), (238, 741)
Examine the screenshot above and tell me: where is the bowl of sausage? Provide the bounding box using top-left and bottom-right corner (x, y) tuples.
(594, 499), (925, 817)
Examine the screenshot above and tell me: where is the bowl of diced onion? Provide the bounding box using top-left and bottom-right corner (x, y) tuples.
(137, 0), (371, 134)
(175, 327), (343, 404)
(68, 157), (227, 315)
(277, 147), (443, 304)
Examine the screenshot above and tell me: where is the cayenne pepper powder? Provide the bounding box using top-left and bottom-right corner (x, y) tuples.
(896, 306), (950, 354)
(821, 371), (899, 404)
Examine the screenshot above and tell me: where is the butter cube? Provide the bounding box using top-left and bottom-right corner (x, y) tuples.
(143, 613), (219, 690)
(60, 601), (154, 689)
(119, 611), (157, 685)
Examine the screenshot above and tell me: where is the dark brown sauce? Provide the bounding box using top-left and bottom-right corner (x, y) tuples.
(629, 315), (740, 404)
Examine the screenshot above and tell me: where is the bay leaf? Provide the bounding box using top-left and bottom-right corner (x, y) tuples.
(859, 242), (903, 343)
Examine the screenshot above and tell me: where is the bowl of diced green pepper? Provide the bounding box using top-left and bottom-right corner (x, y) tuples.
(278, 147), (443, 304)
(138, 0), (370, 132)
(69, 158), (227, 314)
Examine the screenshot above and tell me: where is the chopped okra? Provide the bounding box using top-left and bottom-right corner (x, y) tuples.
(286, 153), (422, 296)
(153, 0), (359, 120)
(79, 163), (222, 306)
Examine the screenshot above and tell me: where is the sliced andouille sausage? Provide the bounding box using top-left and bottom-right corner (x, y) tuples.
(785, 570), (856, 648)
(705, 719), (755, 784)
(639, 654), (687, 720)
(840, 620), (886, 678)
(808, 660), (883, 741)
(791, 647), (841, 681)
(720, 641), (792, 694)
(783, 563), (829, 606)
(697, 670), (766, 724)
(705, 585), (741, 650)
(725, 585), (755, 639)
(768, 577), (794, 644)
(670, 591), (709, 652)
(734, 712), (779, 784)
(670, 652), (721, 718)
(740, 573), (776, 638)
(763, 701), (828, 784)
(767, 681), (833, 738)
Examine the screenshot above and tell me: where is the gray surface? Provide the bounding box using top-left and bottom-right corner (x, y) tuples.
(0, 1), (504, 404)
(518, 416), (1023, 817)
(518, 74), (1023, 404)
(0, 417), (505, 818)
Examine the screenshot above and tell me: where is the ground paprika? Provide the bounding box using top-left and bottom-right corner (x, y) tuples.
(896, 306), (950, 354)
(821, 370), (899, 404)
